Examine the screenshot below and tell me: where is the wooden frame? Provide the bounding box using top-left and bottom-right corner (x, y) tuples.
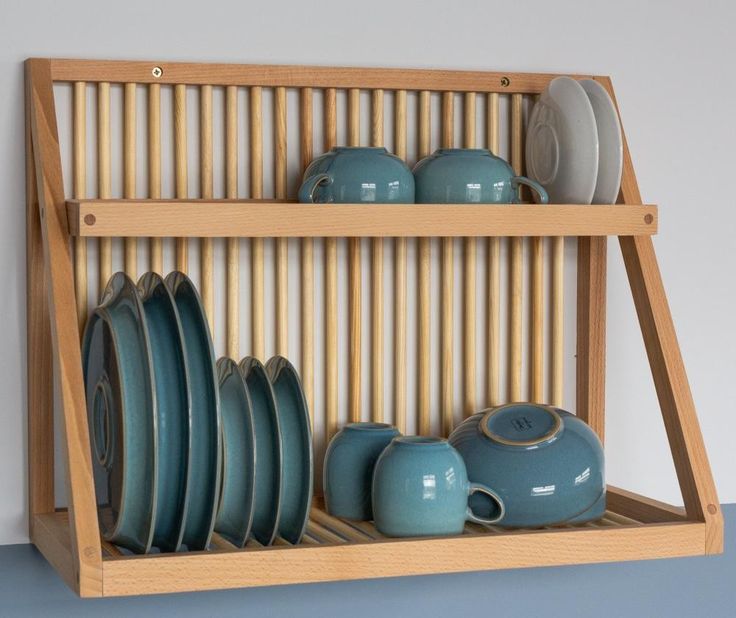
(25, 58), (722, 598)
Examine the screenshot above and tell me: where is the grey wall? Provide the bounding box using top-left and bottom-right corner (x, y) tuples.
(2, 0), (735, 545)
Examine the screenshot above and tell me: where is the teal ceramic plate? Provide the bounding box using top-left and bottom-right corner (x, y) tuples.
(166, 272), (221, 551)
(215, 357), (256, 548)
(138, 272), (191, 552)
(239, 357), (282, 546)
(266, 356), (313, 544)
(82, 272), (157, 554)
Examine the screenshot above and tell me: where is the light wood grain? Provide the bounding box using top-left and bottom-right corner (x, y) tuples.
(486, 92), (500, 406)
(508, 93), (523, 402)
(225, 85), (239, 359)
(440, 92), (454, 434)
(371, 89), (384, 422)
(606, 486), (686, 524)
(274, 86), (288, 355)
(123, 82), (137, 278)
(250, 86), (264, 360)
(300, 87), (314, 416)
(97, 82), (112, 293)
(463, 92), (476, 418)
(31, 512), (77, 594)
(174, 84), (188, 272)
(550, 237), (564, 406)
(309, 508), (373, 543)
(348, 88), (362, 422)
(394, 90), (407, 432)
(417, 90), (431, 434)
(148, 83), (162, 273)
(529, 235), (543, 401)
(72, 82), (87, 333)
(200, 84), (214, 332)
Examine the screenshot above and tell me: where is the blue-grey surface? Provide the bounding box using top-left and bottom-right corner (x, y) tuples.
(0, 504), (733, 618)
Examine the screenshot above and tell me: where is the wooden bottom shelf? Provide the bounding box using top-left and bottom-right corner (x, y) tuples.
(32, 488), (706, 598)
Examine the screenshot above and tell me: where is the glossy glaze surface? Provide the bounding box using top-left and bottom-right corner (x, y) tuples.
(413, 148), (548, 204)
(372, 437), (503, 537)
(215, 357), (256, 548)
(449, 404), (605, 527)
(266, 356), (313, 544)
(82, 272), (156, 554)
(298, 147), (414, 203)
(324, 423), (401, 520)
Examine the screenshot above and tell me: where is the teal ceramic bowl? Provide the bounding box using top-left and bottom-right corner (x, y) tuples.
(372, 437), (504, 537)
(298, 146), (414, 203)
(448, 403), (605, 528)
(138, 272), (191, 552)
(215, 357), (256, 548)
(82, 272), (156, 554)
(324, 422), (401, 521)
(239, 357), (282, 546)
(413, 148), (548, 204)
(266, 356), (313, 544)
(166, 272), (221, 550)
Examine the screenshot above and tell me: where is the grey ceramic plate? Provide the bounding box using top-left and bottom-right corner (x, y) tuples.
(138, 272), (191, 552)
(82, 272), (157, 554)
(215, 357), (256, 548)
(266, 356), (313, 544)
(239, 357), (282, 546)
(166, 272), (221, 551)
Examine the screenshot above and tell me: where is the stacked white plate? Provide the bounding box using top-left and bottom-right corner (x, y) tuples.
(526, 76), (623, 204)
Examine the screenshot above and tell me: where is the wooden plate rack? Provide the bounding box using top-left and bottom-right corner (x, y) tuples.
(25, 58), (722, 597)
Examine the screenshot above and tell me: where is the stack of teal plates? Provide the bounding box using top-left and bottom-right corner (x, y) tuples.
(82, 271), (313, 554)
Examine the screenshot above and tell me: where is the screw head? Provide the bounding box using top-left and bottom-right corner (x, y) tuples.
(500, 76), (510, 87)
(84, 214), (96, 226)
(152, 66), (163, 78)
(644, 214), (654, 224)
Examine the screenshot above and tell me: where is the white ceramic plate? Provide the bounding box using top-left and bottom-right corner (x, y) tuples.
(579, 79), (623, 204)
(526, 76), (599, 204)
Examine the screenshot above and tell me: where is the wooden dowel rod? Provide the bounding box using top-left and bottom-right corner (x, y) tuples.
(441, 91), (454, 434)
(225, 85), (239, 359)
(417, 89), (431, 434)
(371, 89), (384, 422)
(200, 84), (214, 333)
(274, 86), (288, 356)
(123, 82), (137, 279)
(174, 83), (188, 272)
(486, 93), (500, 406)
(551, 235), (564, 406)
(72, 81), (87, 332)
(394, 89), (407, 433)
(309, 508), (372, 542)
(300, 87), (314, 418)
(148, 83), (162, 273)
(324, 88), (337, 149)
(529, 91), (543, 403)
(97, 82), (112, 295)
(508, 93), (523, 401)
(250, 86), (264, 360)
(324, 87), (338, 440)
(348, 88), (362, 422)
(463, 92), (476, 418)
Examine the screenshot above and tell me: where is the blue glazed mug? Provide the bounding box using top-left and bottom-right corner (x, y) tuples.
(413, 148), (548, 204)
(449, 403), (605, 528)
(324, 422), (402, 520)
(298, 146), (415, 203)
(372, 437), (504, 537)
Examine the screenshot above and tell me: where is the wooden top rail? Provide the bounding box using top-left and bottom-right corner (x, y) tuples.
(67, 200), (658, 238)
(41, 58), (601, 92)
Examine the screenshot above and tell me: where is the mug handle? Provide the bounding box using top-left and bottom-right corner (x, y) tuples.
(298, 173), (331, 203)
(512, 176), (549, 204)
(466, 482), (505, 525)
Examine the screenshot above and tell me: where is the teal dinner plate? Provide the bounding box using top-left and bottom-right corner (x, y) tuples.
(239, 357), (282, 546)
(215, 357), (256, 548)
(166, 272), (221, 551)
(138, 272), (191, 552)
(82, 272), (157, 554)
(265, 356), (313, 544)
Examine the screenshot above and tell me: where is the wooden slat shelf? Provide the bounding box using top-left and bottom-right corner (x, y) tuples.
(67, 200), (658, 238)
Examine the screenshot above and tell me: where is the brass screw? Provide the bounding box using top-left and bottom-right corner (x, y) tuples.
(152, 66), (163, 78)
(84, 214), (96, 226)
(500, 76), (510, 87)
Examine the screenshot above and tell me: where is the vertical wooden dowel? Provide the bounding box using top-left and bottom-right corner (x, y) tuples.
(324, 88), (338, 440)
(72, 81), (87, 332)
(300, 88), (314, 418)
(225, 85), (239, 360)
(508, 93), (523, 402)
(250, 86), (264, 360)
(371, 89), (384, 422)
(393, 89), (407, 434)
(174, 84), (188, 272)
(463, 92), (476, 418)
(200, 85), (214, 332)
(440, 91), (454, 435)
(97, 82), (111, 294)
(274, 86), (288, 356)
(551, 235), (565, 406)
(530, 235), (544, 402)
(417, 89), (431, 435)
(347, 87), (362, 422)
(148, 83), (162, 274)
(123, 83), (137, 279)
(486, 93), (500, 406)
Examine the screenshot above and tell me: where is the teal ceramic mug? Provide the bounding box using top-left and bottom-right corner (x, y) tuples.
(298, 146), (415, 203)
(448, 403), (605, 528)
(324, 422), (402, 520)
(413, 148), (548, 204)
(372, 437), (504, 537)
